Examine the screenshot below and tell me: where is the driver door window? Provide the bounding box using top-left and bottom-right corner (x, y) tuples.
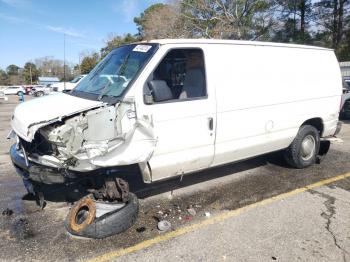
(145, 49), (207, 103)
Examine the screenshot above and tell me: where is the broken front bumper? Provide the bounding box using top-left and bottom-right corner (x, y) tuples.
(10, 143), (72, 184)
(10, 144), (140, 188)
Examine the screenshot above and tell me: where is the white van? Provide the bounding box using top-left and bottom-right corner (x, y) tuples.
(10, 39), (342, 193)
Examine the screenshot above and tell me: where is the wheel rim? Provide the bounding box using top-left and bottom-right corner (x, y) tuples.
(300, 135), (316, 161)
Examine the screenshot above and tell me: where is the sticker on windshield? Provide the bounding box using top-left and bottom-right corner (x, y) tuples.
(133, 45), (152, 53)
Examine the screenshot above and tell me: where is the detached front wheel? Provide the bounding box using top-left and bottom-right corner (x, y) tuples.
(65, 192), (139, 239)
(284, 125), (320, 168)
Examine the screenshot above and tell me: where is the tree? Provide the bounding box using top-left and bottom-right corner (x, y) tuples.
(6, 64), (20, 75)
(23, 62), (39, 84)
(337, 21), (350, 60)
(181, 0), (276, 40)
(314, 0), (350, 51)
(133, 1), (277, 40)
(5, 64), (25, 84)
(100, 34), (138, 58)
(0, 69), (9, 85)
(35, 56), (74, 80)
(134, 3), (166, 37)
(134, 3), (188, 40)
(273, 0), (313, 43)
(80, 52), (100, 74)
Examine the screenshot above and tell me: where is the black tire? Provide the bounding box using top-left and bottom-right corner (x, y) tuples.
(284, 125), (320, 169)
(36, 91), (44, 97)
(65, 193), (139, 239)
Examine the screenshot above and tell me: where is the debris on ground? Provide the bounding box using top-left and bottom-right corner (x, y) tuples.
(157, 220), (171, 232)
(328, 137), (344, 143)
(173, 204), (182, 213)
(2, 208), (13, 216)
(204, 212), (211, 217)
(187, 208), (196, 216)
(136, 227), (146, 233)
(183, 215), (193, 222)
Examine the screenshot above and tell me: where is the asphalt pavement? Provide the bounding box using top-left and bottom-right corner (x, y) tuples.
(0, 95), (349, 262)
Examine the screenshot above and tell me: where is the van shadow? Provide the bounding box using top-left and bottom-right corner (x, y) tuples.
(133, 152), (289, 199)
(31, 151), (287, 204)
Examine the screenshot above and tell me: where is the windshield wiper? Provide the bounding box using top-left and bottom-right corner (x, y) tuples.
(117, 53), (130, 76)
(97, 81), (113, 101)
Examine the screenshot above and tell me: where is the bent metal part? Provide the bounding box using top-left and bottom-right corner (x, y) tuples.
(10, 92), (157, 183)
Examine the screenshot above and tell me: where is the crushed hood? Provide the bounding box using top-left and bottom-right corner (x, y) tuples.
(11, 92), (104, 142)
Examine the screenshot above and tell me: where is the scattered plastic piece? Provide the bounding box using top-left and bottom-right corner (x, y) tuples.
(157, 220), (171, 231)
(187, 208), (196, 216)
(183, 215), (193, 222)
(2, 208), (13, 216)
(204, 212), (211, 217)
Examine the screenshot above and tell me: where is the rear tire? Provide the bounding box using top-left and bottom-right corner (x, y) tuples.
(284, 125), (320, 169)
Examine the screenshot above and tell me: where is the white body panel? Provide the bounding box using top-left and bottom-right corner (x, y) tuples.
(204, 44), (341, 166)
(130, 40), (342, 181)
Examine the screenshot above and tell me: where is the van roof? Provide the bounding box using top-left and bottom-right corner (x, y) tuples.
(146, 39), (332, 51)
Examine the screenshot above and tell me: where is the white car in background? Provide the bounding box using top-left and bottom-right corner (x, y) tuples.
(30, 85), (52, 97)
(51, 75), (87, 92)
(2, 86), (25, 95)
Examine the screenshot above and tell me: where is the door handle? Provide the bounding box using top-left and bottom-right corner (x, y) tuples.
(208, 117), (214, 131)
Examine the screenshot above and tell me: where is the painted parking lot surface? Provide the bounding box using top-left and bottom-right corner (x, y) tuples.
(0, 96), (349, 261)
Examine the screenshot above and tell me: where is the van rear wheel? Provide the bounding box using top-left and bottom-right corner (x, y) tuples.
(284, 125), (320, 169)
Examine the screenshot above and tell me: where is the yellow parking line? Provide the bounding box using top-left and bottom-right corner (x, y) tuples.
(86, 172), (350, 262)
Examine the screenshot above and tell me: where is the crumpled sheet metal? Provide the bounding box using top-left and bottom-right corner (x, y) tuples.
(89, 118), (157, 167)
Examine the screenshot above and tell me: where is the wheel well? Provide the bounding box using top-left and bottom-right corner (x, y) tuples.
(302, 118), (324, 136)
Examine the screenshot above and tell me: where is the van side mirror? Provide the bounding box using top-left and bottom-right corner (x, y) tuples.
(147, 80), (173, 103)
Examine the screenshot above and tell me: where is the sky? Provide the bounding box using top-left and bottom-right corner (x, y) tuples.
(0, 0), (164, 69)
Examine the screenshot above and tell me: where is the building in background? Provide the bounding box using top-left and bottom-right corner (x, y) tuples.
(340, 61), (350, 78)
(38, 77), (60, 86)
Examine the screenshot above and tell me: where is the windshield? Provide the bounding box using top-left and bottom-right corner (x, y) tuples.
(70, 76), (83, 83)
(73, 44), (158, 101)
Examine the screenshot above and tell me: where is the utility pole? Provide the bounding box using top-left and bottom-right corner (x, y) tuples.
(63, 33), (66, 90)
(78, 55), (81, 74)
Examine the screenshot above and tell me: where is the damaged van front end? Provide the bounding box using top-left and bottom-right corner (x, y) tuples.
(9, 43), (159, 193)
(10, 93), (156, 189)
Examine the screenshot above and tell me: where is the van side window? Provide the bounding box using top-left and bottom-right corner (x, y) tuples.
(145, 49), (206, 103)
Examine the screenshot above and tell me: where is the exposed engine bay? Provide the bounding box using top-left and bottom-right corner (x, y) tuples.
(14, 97), (156, 175)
